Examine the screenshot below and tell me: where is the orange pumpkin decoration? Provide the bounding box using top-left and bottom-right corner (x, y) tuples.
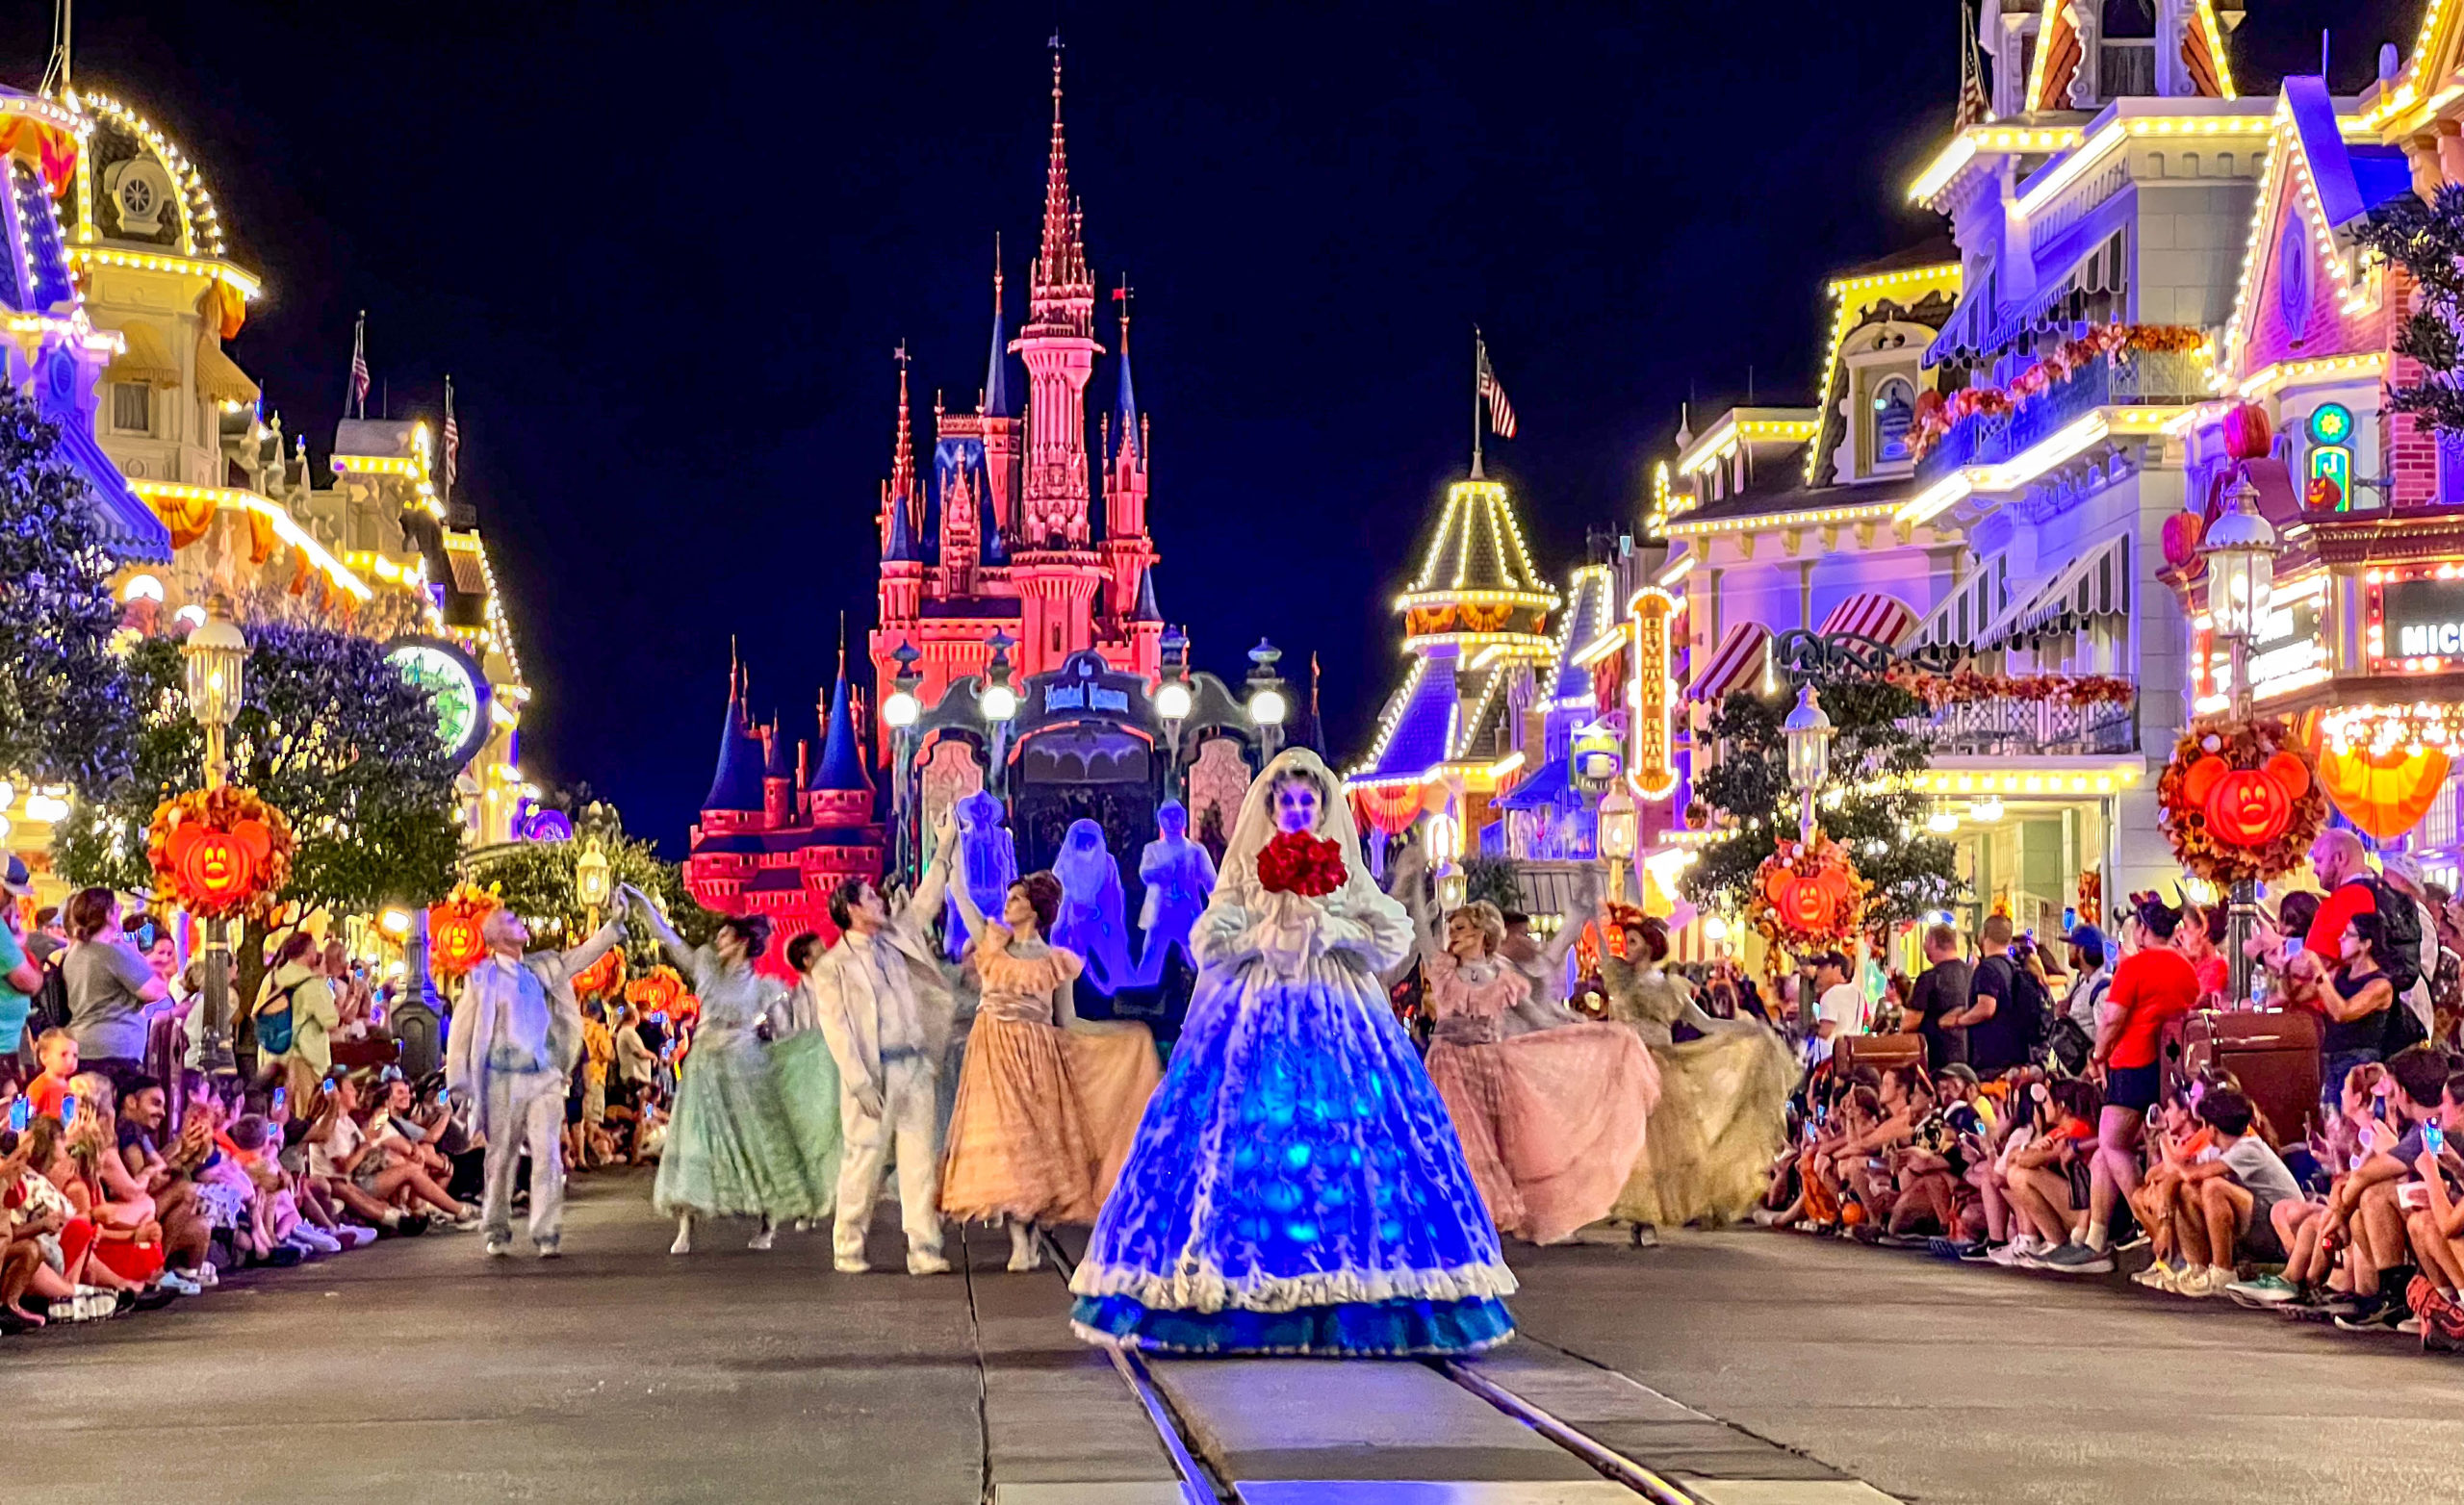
(572, 945), (624, 1000)
(2221, 403), (2273, 461)
(426, 885), (501, 979)
(625, 965), (686, 1016)
(146, 787), (295, 920)
(2157, 717), (2328, 884)
(2312, 743), (2451, 840)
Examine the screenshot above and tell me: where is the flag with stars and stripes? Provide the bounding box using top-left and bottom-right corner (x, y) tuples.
(346, 312), (369, 418)
(443, 375), (459, 489)
(1477, 336), (1517, 440)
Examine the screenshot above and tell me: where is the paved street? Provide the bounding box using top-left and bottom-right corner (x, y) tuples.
(9, 1174), (2464, 1504)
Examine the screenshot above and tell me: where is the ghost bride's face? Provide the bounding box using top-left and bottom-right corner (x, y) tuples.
(1271, 776), (1321, 835)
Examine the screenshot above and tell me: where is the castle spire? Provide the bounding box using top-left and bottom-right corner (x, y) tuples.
(812, 661), (874, 794)
(1033, 38), (1091, 316)
(1112, 280), (1141, 460)
(983, 236), (1013, 418)
(890, 342), (916, 523)
(701, 651), (767, 812)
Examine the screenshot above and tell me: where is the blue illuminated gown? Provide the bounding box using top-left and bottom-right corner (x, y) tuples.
(1068, 877), (1516, 1356)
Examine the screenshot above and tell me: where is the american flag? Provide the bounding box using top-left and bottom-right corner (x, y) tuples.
(1477, 337), (1517, 440)
(346, 312), (370, 418)
(443, 375), (460, 488)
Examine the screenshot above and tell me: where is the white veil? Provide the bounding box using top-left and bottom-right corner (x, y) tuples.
(1214, 748), (1386, 916)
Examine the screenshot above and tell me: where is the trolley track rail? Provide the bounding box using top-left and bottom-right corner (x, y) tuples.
(1040, 1231), (1695, 1504)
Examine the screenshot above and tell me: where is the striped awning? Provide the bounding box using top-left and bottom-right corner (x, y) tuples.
(1819, 592), (1919, 648)
(1685, 621), (1770, 703)
(2006, 533), (2130, 643)
(1911, 554), (2013, 652)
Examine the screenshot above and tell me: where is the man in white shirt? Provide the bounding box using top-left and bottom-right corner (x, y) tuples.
(445, 900), (629, 1258)
(1811, 951), (1862, 1054)
(808, 829), (955, 1275)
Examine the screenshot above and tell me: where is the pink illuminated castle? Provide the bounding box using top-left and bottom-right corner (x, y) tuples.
(684, 654), (885, 968)
(867, 51), (1164, 745)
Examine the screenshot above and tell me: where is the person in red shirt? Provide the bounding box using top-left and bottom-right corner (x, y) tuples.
(2040, 897), (2204, 1273)
(2305, 829), (2377, 963)
(23, 1030), (77, 1121)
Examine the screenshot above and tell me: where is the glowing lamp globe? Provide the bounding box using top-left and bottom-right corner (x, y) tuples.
(2201, 475), (2277, 641)
(883, 688), (920, 729)
(1783, 684), (1834, 796)
(575, 836), (613, 910)
(980, 682), (1017, 723)
(1248, 686), (1288, 728)
(181, 595), (249, 730)
(1155, 679), (1194, 723)
(1598, 787), (1639, 863)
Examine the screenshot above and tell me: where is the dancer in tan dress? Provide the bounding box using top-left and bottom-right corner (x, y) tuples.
(940, 862), (1161, 1270)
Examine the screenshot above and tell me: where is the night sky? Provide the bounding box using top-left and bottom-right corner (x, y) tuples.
(0, 1), (2421, 851)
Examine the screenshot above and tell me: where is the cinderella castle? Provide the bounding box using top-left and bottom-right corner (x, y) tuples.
(866, 49), (1165, 724)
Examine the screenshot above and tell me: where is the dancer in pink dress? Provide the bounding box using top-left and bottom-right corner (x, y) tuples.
(1409, 884), (1658, 1244)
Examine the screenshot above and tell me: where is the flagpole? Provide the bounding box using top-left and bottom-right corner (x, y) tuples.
(1471, 325), (1484, 480)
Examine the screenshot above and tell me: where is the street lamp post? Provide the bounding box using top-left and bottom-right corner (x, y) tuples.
(883, 642), (923, 882)
(1425, 808), (1465, 909)
(179, 594), (249, 1076)
(575, 835), (612, 934)
(1154, 626), (1193, 804)
(981, 630), (1018, 802)
(1245, 638), (1288, 762)
(2202, 473), (2280, 1006)
(1782, 683), (1834, 845)
(1598, 785), (1639, 904)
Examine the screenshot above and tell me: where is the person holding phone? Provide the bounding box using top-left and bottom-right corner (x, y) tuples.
(2400, 1069), (2464, 1348)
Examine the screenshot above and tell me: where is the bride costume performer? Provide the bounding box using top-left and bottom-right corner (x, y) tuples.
(1399, 856), (1658, 1244)
(1134, 800), (1217, 985)
(944, 791), (1019, 961)
(636, 896), (829, 1253)
(1601, 915), (1794, 1229)
(938, 866), (1160, 1270)
(1069, 749), (1517, 1356)
(1052, 819), (1136, 996)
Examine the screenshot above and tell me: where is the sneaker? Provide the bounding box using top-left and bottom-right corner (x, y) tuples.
(907, 1251), (952, 1276)
(397, 1214), (432, 1238)
(2039, 1241), (2115, 1274)
(449, 1207), (485, 1232)
(153, 1272), (200, 1298)
(2175, 1266), (2234, 1299)
(483, 1239), (512, 1259)
(536, 1241), (561, 1260)
(1958, 1242), (1996, 1263)
(188, 1263), (218, 1288)
(2334, 1296), (2400, 1332)
(2317, 1290), (2374, 1319)
(1748, 1206), (1785, 1227)
(834, 1256), (871, 1274)
(261, 1244), (304, 1268)
(2399, 1316), (2426, 1336)
(1985, 1241), (2031, 1267)
(2132, 1263), (2180, 1292)
(2226, 1274), (2301, 1306)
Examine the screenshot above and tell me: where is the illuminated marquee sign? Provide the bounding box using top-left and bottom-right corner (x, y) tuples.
(1630, 588), (1679, 799)
(2368, 567), (2464, 673)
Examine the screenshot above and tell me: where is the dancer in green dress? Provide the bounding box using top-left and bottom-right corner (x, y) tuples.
(631, 889), (829, 1252)
(776, 932), (848, 1219)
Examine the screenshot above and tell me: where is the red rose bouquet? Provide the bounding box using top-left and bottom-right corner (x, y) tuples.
(1256, 830), (1348, 898)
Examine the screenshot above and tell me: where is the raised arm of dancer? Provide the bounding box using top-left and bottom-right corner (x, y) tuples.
(554, 897), (630, 981)
(943, 829), (1003, 948)
(1387, 839), (1445, 965)
(899, 809), (959, 933)
(624, 883), (700, 977)
(1539, 865), (1602, 977)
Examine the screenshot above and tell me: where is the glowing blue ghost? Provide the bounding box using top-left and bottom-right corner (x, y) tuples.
(944, 789), (1018, 959)
(1051, 817), (1134, 994)
(1135, 800), (1217, 985)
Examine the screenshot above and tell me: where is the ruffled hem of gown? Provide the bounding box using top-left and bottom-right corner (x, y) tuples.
(1066, 1256), (1519, 1314)
(1069, 1293), (1515, 1356)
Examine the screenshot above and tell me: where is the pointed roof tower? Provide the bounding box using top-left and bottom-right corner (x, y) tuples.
(883, 343), (920, 545)
(1132, 565), (1163, 622)
(762, 715), (795, 781)
(702, 654), (768, 811)
(983, 239), (1014, 418)
(1112, 283), (1142, 460)
(811, 658), (874, 794)
(1029, 42), (1094, 333)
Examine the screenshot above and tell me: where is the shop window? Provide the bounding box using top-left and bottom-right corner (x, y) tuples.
(112, 381), (151, 435)
(1872, 376), (1916, 466)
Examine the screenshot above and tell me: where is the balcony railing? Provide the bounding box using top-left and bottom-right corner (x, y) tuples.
(1899, 690), (2139, 758)
(1915, 349), (2212, 485)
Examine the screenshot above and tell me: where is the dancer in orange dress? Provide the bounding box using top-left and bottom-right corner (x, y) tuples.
(1403, 866), (1658, 1245)
(939, 870), (1108, 1271)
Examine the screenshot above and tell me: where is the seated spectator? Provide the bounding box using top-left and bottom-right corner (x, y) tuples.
(306, 1072), (475, 1231)
(2323, 912), (2400, 1104)
(2176, 903), (2229, 1004)
(2128, 1084), (2218, 1286)
(2050, 899), (2199, 1273)
(60, 888), (170, 1088)
(1989, 1078), (2097, 1266)
(24, 1029), (78, 1120)
(2316, 1044), (2448, 1331)
(2400, 1067), (2464, 1350)
(2229, 1059), (2384, 1308)
(2154, 1087), (2299, 1298)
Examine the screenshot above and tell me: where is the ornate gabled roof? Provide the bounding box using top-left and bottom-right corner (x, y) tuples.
(703, 661), (767, 812)
(811, 668), (873, 794)
(1359, 656), (1459, 779)
(1400, 479), (1553, 601)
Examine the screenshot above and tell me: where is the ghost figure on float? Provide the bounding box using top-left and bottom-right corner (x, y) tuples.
(1134, 800), (1217, 986)
(1051, 818), (1135, 995)
(944, 790), (1018, 960)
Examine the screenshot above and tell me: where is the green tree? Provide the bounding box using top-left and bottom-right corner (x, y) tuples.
(0, 381), (136, 792)
(56, 625), (466, 995)
(460, 803), (714, 967)
(2356, 184), (2464, 438)
(1463, 855), (1525, 913)
(1681, 674), (1962, 934)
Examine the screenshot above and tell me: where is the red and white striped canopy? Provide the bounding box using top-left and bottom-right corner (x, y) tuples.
(1818, 592), (1919, 648)
(1685, 621), (1771, 703)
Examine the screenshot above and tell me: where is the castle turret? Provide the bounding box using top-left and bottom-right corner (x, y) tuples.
(701, 659), (767, 812)
(809, 661), (876, 829)
(1101, 284), (1156, 649)
(1013, 50), (1102, 549)
(761, 715), (796, 826)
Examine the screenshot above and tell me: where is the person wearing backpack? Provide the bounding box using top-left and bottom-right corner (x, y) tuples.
(2374, 853), (2440, 1045)
(256, 931), (338, 1104)
(1955, 914), (2037, 1077)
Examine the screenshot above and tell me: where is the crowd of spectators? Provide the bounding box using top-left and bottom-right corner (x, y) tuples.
(1757, 827), (2464, 1353)
(2, 878), (680, 1335)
